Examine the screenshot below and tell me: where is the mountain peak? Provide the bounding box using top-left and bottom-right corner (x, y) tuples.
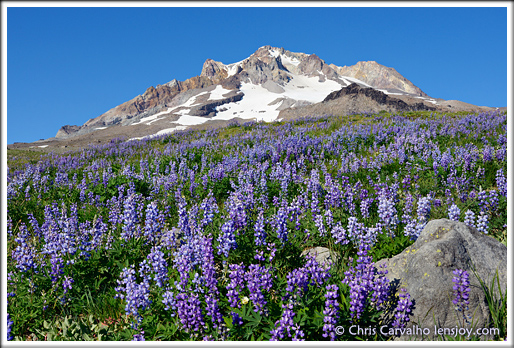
(201, 59), (228, 83)
(48, 45), (453, 144)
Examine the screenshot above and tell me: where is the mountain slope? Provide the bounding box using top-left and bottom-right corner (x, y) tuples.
(333, 61), (427, 97)
(9, 45), (497, 150)
(52, 45), (433, 141)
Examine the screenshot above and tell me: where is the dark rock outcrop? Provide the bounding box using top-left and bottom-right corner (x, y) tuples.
(324, 83), (435, 112)
(376, 219), (507, 340)
(189, 93), (244, 117)
(55, 125), (82, 138)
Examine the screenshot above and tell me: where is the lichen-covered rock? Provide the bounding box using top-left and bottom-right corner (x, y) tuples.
(376, 219), (507, 340)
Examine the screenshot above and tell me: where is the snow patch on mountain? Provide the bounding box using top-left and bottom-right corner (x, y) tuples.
(173, 115), (210, 126)
(132, 111), (169, 125)
(376, 89), (404, 96)
(209, 85), (232, 101)
(282, 74), (342, 102)
(156, 126), (188, 135)
(212, 83), (281, 122)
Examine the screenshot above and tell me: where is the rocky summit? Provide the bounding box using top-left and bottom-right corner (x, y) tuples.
(9, 45), (498, 150)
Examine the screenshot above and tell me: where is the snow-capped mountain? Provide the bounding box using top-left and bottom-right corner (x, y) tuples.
(37, 45), (494, 146)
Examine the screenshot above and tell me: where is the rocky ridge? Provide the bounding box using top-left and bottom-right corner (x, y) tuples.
(8, 45), (499, 149)
(53, 45), (431, 141)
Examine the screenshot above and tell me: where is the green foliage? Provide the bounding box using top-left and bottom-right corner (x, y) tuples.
(470, 266), (507, 341)
(369, 233), (414, 262)
(22, 314), (123, 341)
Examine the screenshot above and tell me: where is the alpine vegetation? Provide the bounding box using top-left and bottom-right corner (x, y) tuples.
(6, 110), (507, 341)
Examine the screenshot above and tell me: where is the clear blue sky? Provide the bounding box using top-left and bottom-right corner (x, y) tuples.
(6, 5), (508, 144)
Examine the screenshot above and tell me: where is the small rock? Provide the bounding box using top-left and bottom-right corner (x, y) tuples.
(301, 246), (338, 266)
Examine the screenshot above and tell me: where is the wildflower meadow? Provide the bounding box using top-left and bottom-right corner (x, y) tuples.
(6, 110), (507, 341)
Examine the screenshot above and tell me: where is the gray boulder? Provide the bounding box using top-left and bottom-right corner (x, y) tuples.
(376, 219), (506, 340)
(301, 246), (338, 266)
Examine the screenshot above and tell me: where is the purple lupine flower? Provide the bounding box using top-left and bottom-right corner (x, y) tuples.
(477, 190), (489, 212)
(200, 191), (219, 228)
(91, 216), (109, 251)
(403, 218), (418, 240)
(403, 193), (414, 218)
(448, 204), (461, 221)
(61, 275), (74, 304)
(417, 197), (431, 222)
(27, 213), (42, 241)
(347, 276), (366, 321)
(342, 243), (375, 321)
(147, 245), (168, 288)
(114, 265), (152, 325)
(217, 220), (237, 258)
(488, 190), (499, 212)
(108, 196), (122, 227)
(245, 263), (274, 315)
(377, 192), (398, 237)
(270, 302), (304, 341)
(231, 311), (243, 326)
(227, 263), (246, 309)
(132, 330), (145, 341)
(267, 242), (277, 263)
(346, 216), (362, 243)
(314, 213), (326, 237)
(303, 254), (332, 286)
(331, 221), (348, 245)
(254, 250), (266, 262)
(452, 269), (471, 326)
(371, 263), (390, 311)
(272, 206), (289, 243)
(162, 289), (177, 315)
(254, 210), (267, 246)
(121, 194), (141, 241)
(159, 227), (178, 250)
(464, 210), (476, 228)
(50, 254), (65, 283)
(322, 284), (340, 341)
(452, 269), (470, 308)
(288, 195), (304, 231)
(285, 267), (310, 300)
(201, 235), (223, 328)
(324, 209), (334, 230)
(187, 203), (200, 236)
(12, 223), (37, 274)
(226, 192), (248, 231)
(445, 188), (453, 206)
(7, 314), (13, 341)
(176, 192), (190, 237)
(144, 201), (163, 244)
(176, 292), (205, 333)
(173, 233), (204, 291)
(477, 211), (489, 234)
(360, 198), (372, 219)
(392, 288), (413, 330)
(496, 168), (507, 197)
(201, 235), (218, 293)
